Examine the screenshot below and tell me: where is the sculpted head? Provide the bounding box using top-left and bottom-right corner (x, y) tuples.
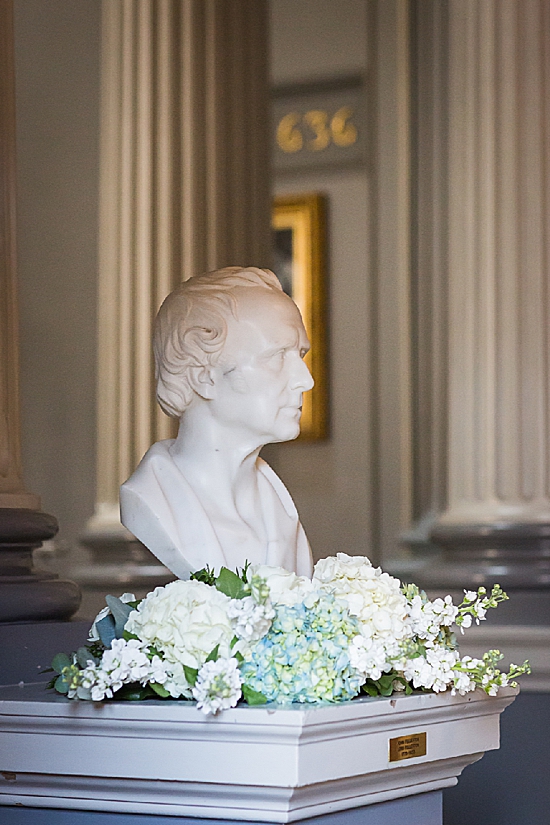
(154, 267), (312, 439)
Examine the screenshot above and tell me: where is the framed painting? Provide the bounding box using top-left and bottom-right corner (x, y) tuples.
(272, 194), (328, 440)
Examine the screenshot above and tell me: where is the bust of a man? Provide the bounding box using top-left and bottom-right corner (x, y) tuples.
(120, 266), (314, 579)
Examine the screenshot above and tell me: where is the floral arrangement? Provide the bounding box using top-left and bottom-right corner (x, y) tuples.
(50, 554), (530, 715)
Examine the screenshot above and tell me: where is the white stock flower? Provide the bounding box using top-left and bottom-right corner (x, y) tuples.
(408, 594), (458, 641)
(148, 655), (170, 686)
(348, 634), (388, 682)
(88, 592), (136, 642)
(78, 638), (151, 700)
(125, 580), (234, 674)
(451, 670), (476, 695)
(192, 658), (242, 715)
(250, 565), (313, 607)
(459, 614), (473, 631)
(402, 644), (459, 692)
(227, 595), (275, 642)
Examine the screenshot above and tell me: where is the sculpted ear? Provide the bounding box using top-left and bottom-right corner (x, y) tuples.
(187, 364), (216, 400)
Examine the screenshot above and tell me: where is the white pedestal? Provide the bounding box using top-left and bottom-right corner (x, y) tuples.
(0, 682), (516, 822)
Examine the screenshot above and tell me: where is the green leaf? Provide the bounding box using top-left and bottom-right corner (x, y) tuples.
(122, 630), (140, 642)
(105, 595), (134, 638)
(51, 653), (71, 674)
(242, 684), (268, 705)
(215, 567), (247, 600)
(183, 665), (199, 687)
(87, 640), (107, 660)
(206, 644), (219, 663)
(150, 682), (170, 698)
(190, 566), (216, 586)
(361, 681), (380, 697)
(114, 683), (156, 701)
(54, 674), (69, 694)
(239, 560), (251, 583)
(234, 650), (244, 665)
(76, 647), (92, 668)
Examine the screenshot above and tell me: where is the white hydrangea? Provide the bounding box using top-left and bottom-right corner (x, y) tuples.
(227, 595), (275, 642)
(158, 660), (191, 699)
(250, 564), (314, 607)
(125, 580), (234, 676)
(192, 657), (242, 715)
(313, 554), (411, 646)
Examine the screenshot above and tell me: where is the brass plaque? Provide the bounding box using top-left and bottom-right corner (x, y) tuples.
(389, 732), (427, 762)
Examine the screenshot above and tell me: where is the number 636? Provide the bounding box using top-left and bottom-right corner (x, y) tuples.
(276, 106), (357, 154)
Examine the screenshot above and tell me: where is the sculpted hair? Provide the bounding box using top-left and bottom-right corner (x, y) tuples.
(154, 266), (283, 417)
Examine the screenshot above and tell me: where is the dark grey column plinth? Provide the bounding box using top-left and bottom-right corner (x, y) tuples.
(0, 509), (81, 623)
(417, 522), (550, 591)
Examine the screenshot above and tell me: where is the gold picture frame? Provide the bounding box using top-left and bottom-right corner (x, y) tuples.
(272, 194), (328, 440)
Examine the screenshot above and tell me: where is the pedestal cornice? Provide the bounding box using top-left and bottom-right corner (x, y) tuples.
(0, 683), (516, 822)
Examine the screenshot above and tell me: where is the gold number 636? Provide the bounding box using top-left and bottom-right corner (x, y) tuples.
(276, 106), (358, 154)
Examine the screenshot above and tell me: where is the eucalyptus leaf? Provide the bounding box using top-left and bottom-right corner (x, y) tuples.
(54, 674), (69, 694)
(76, 647), (92, 668)
(183, 665), (198, 687)
(95, 614), (116, 647)
(215, 567), (246, 599)
(242, 684), (268, 706)
(105, 595), (134, 638)
(51, 653), (71, 674)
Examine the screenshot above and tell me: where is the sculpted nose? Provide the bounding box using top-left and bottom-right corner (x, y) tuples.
(291, 355), (314, 391)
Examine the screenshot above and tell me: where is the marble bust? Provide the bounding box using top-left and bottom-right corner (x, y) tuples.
(120, 266), (314, 579)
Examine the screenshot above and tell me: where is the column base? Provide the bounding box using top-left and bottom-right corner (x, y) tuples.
(420, 522), (550, 590)
(0, 509), (81, 623)
(75, 507), (175, 618)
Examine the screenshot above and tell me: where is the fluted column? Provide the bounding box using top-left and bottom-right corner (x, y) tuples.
(407, 0), (550, 589)
(0, 0), (80, 621)
(79, 0), (271, 595)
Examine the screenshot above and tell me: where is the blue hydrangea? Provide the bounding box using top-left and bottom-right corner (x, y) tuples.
(241, 592), (363, 704)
